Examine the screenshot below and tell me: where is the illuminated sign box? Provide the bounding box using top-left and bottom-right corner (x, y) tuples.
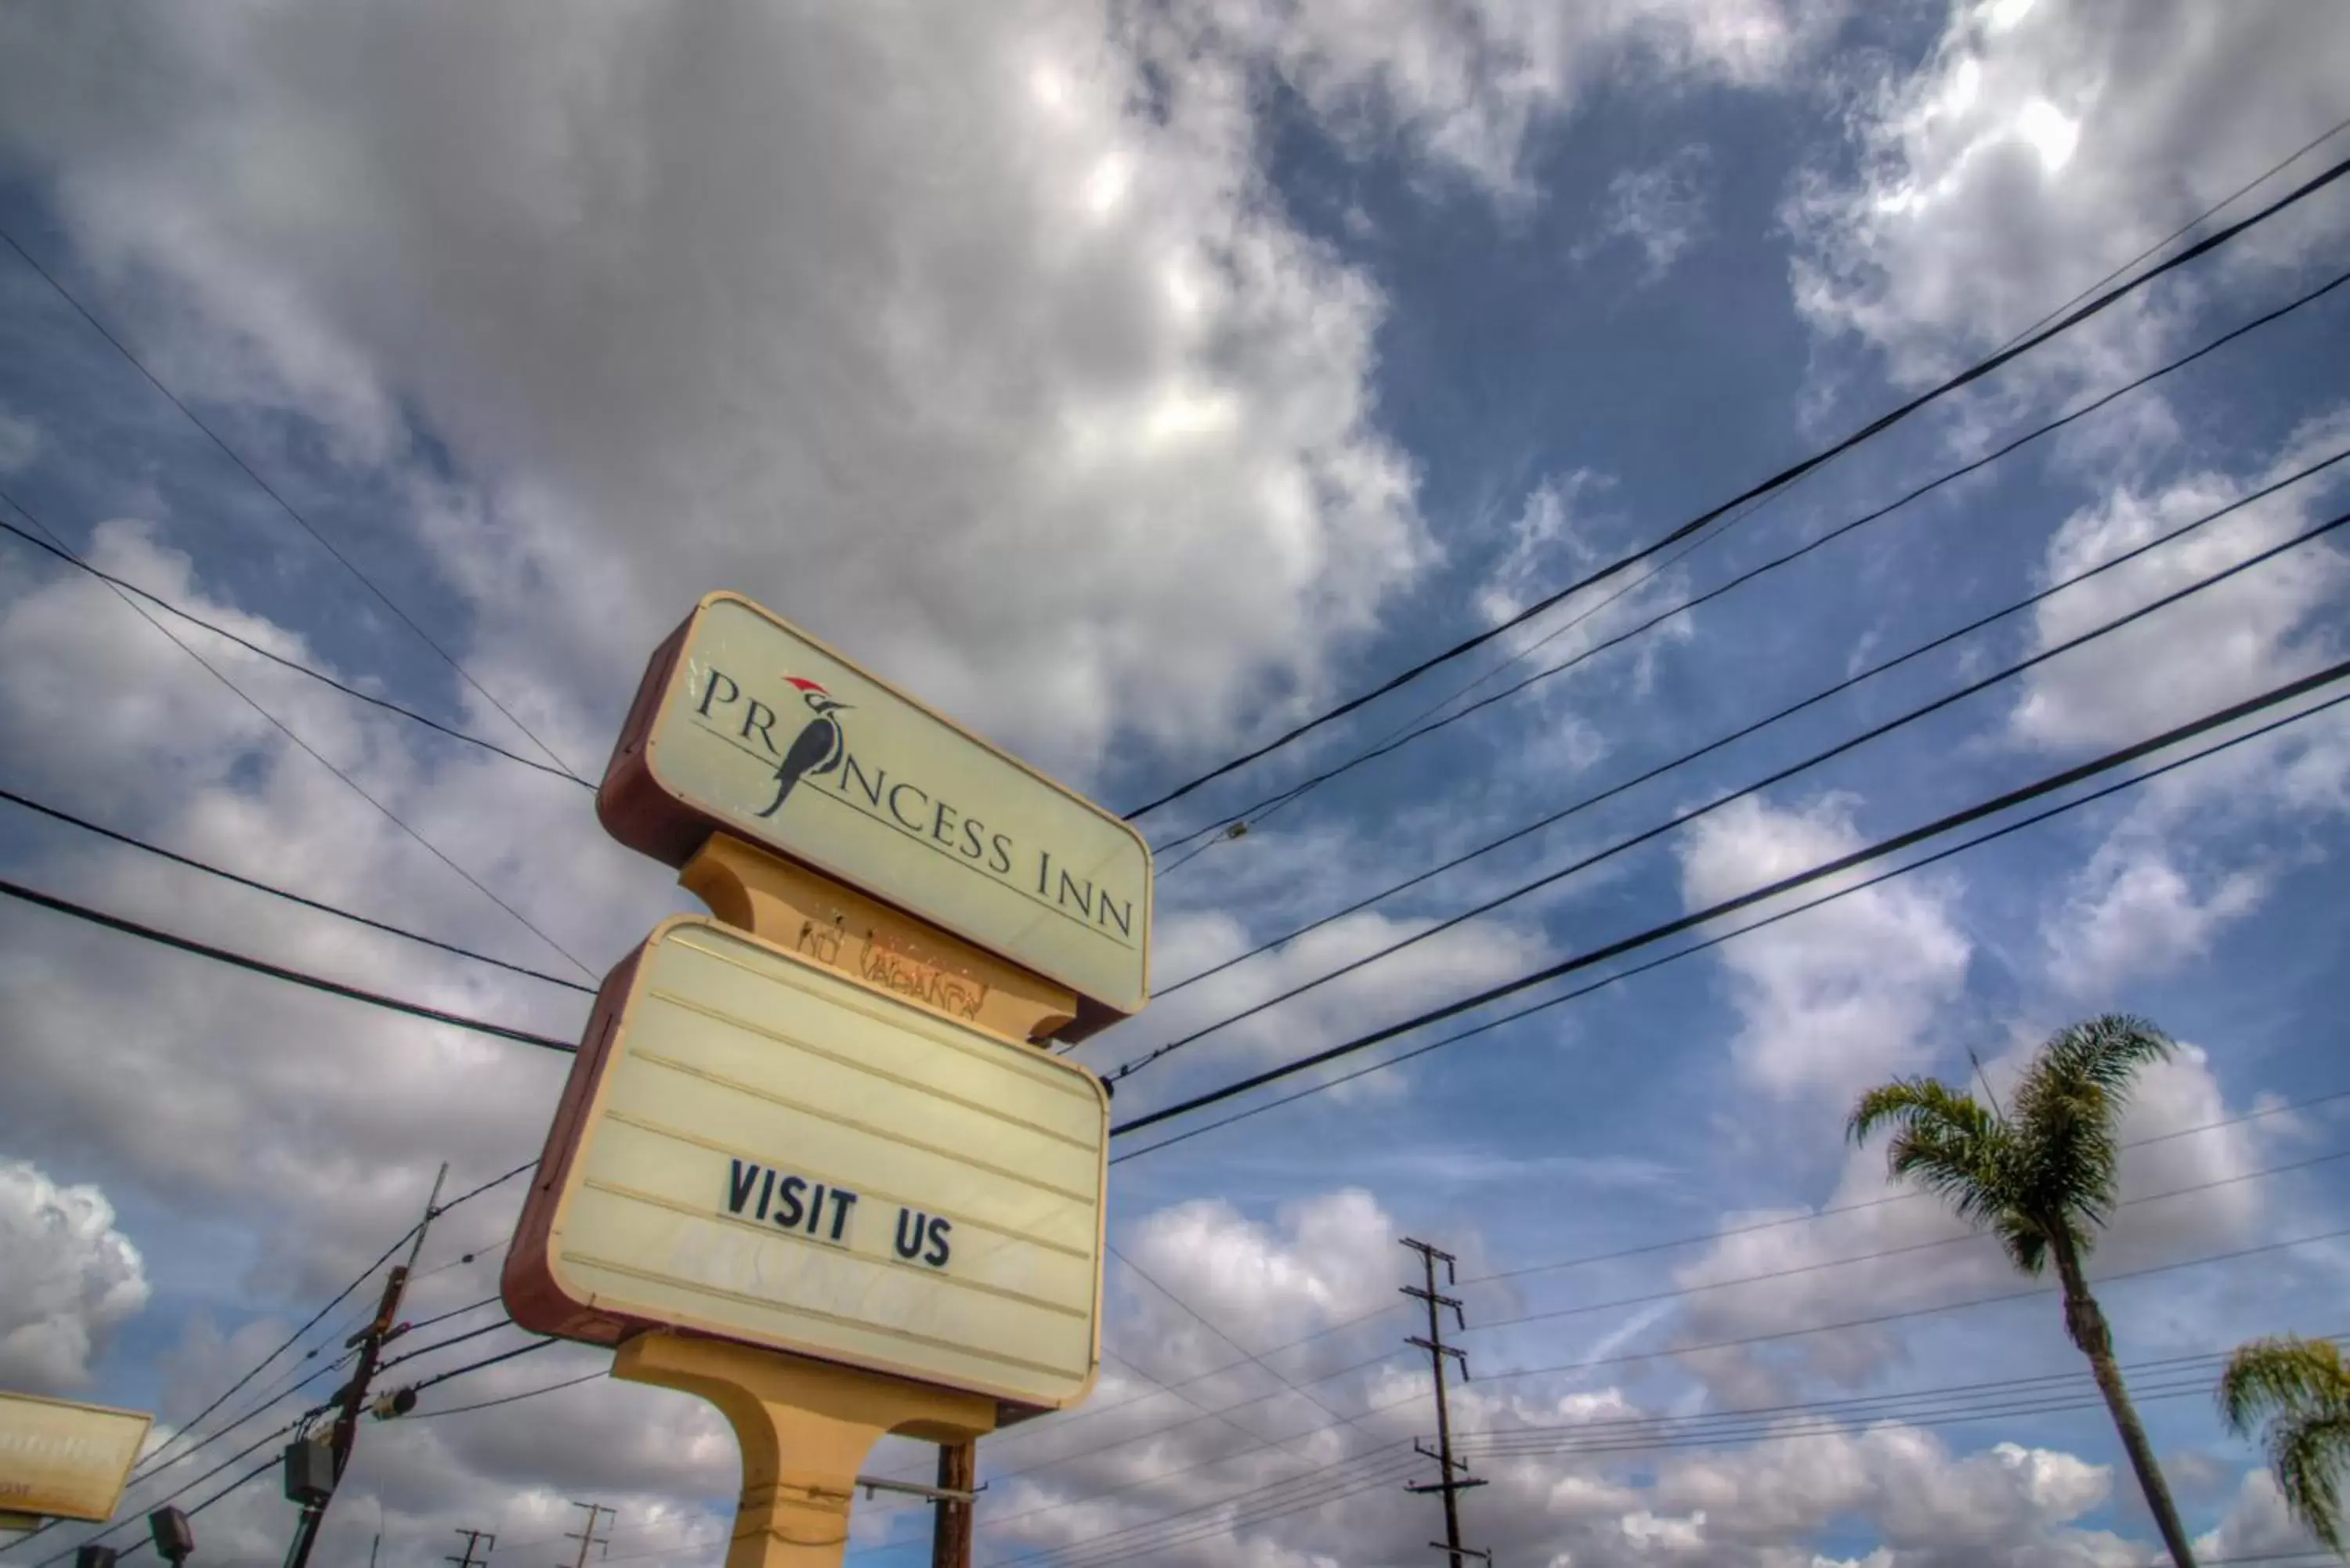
(598, 593), (1152, 1039)
(0, 1392), (151, 1523)
(504, 918), (1110, 1414)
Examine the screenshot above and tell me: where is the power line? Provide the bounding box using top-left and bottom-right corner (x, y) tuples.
(0, 500), (588, 785)
(28, 1320), (554, 1567)
(0, 491), (594, 978)
(1144, 268), (2350, 863)
(1456, 1088), (2350, 1290)
(1391, 1225), (2350, 1409)
(434, 1160), (538, 1216)
(1119, 150), (2350, 818)
(1149, 440), (2350, 997)
(1097, 1143), (2350, 1437)
(0, 872), (580, 1052)
(838, 1121), (2347, 1558)
(1108, 1246), (1356, 1425)
(0, 223), (585, 782)
(1109, 502), (2350, 1086)
(111, 1455), (287, 1563)
(121, 1225), (417, 1482)
(377, 1318), (525, 1375)
(413, 1368), (607, 1419)
(1161, 107), (2350, 877)
(0, 785), (595, 993)
(1112, 682), (2350, 1163)
(1109, 658), (2350, 1143)
(964, 1341), (2295, 1568)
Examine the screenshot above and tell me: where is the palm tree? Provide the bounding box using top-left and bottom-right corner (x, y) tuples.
(2218, 1335), (2350, 1555)
(1849, 1013), (2200, 1566)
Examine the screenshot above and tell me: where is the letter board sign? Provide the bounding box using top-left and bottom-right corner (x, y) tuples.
(0, 1392), (151, 1523)
(503, 917), (1110, 1413)
(598, 594), (1152, 1039)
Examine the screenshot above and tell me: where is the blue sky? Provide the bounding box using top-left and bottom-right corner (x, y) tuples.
(2, 2), (2348, 1565)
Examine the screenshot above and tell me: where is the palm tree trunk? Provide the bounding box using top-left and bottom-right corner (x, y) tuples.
(2049, 1233), (2200, 1566)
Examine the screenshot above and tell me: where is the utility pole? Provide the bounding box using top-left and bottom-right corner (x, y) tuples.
(1401, 1237), (1487, 1567)
(930, 1440), (976, 1568)
(562, 1502), (613, 1567)
(284, 1165), (447, 1568)
(447, 1526), (496, 1566)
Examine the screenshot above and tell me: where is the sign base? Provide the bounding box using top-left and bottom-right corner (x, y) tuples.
(616, 1331), (996, 1567)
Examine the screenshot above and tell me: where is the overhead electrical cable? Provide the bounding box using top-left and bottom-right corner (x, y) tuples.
(1365, 1226), (2350, 1413)
(412, 1367), (607, 1418)
(1119, 149), (2350, 819)
(1097, 1147), (2350, 1429)
(1112, 685), (2350, 1162)
(400, 1295), (504, 1337)
(1456, 1088), (2350, 1290)
(1110, 504), (2350, 1085)
(1155, 110), (2350, 870)
(120, 1223), (416, 1481)
(0, 873), (580, 1052)
(843, 1092), (2350, 1518)
(38, 1415), (316, 1568)
(0, 224), (585, 782)
(1147, 268), (2350, 861)
(0, 502), (587, 785)
(970, 1338), (2312, 1568)
(0, 785), (596, 993)
(854, 1143), (2345, 1541)
(1110, 660), (2350, 1143)
(0, 493), (595, 977)
(1153, 443), (2350, 995)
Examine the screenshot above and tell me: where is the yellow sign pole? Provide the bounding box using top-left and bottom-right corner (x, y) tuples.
(610, 832), (1082, 1566)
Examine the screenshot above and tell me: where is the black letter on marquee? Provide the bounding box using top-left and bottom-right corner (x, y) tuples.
(895, 1208), (927, 1260)
(828, 1188), (858, 1241)
(774, 1176), (807, 1230)
(806, 1183), (828, 1234)
(839, 753), (886, 808)
(1097, 894), (1133, 939)
(697, 669), (740, 717)
(727, 1161), (761, 1216)
(888, 782), (930, 832)
(924, 1216), (953, 1269)
(741, 699), (779, 755)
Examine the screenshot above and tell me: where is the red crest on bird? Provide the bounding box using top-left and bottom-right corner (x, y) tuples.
(783, 677), (830, 695)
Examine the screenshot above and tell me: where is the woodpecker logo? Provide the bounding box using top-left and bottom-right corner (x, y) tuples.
(688, 660), (1141, 947)
(756, 676), (852, 818)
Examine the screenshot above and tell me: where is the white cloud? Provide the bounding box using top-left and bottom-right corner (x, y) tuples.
(1159, 0), (1828, 200)
(1787, 0), (2350, 393)
(0, 407), (41, 474)
(0, 2), (1444, 782)
(2008, 419), (2350, 755)
(2018, 417), (2350, 992)
(1676, 794), (1972, 1101)
(1574, 146), (1714, 282)
(1668, 1037), (2290, 1403)
(0, 1158), (150, 1393)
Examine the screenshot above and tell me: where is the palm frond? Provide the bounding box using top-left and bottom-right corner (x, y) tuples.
(1849, 1077), (2027, 1242)
(2221, 1338), (2350, 1435)
(2025, 1013), (2174, 1105)
(2220, 1338), (2350, 1554)
(1849, 1076), (1993, 1146)
(2270, 1413), (2350, 1555)
(2005, 1016), (2173, 1252)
